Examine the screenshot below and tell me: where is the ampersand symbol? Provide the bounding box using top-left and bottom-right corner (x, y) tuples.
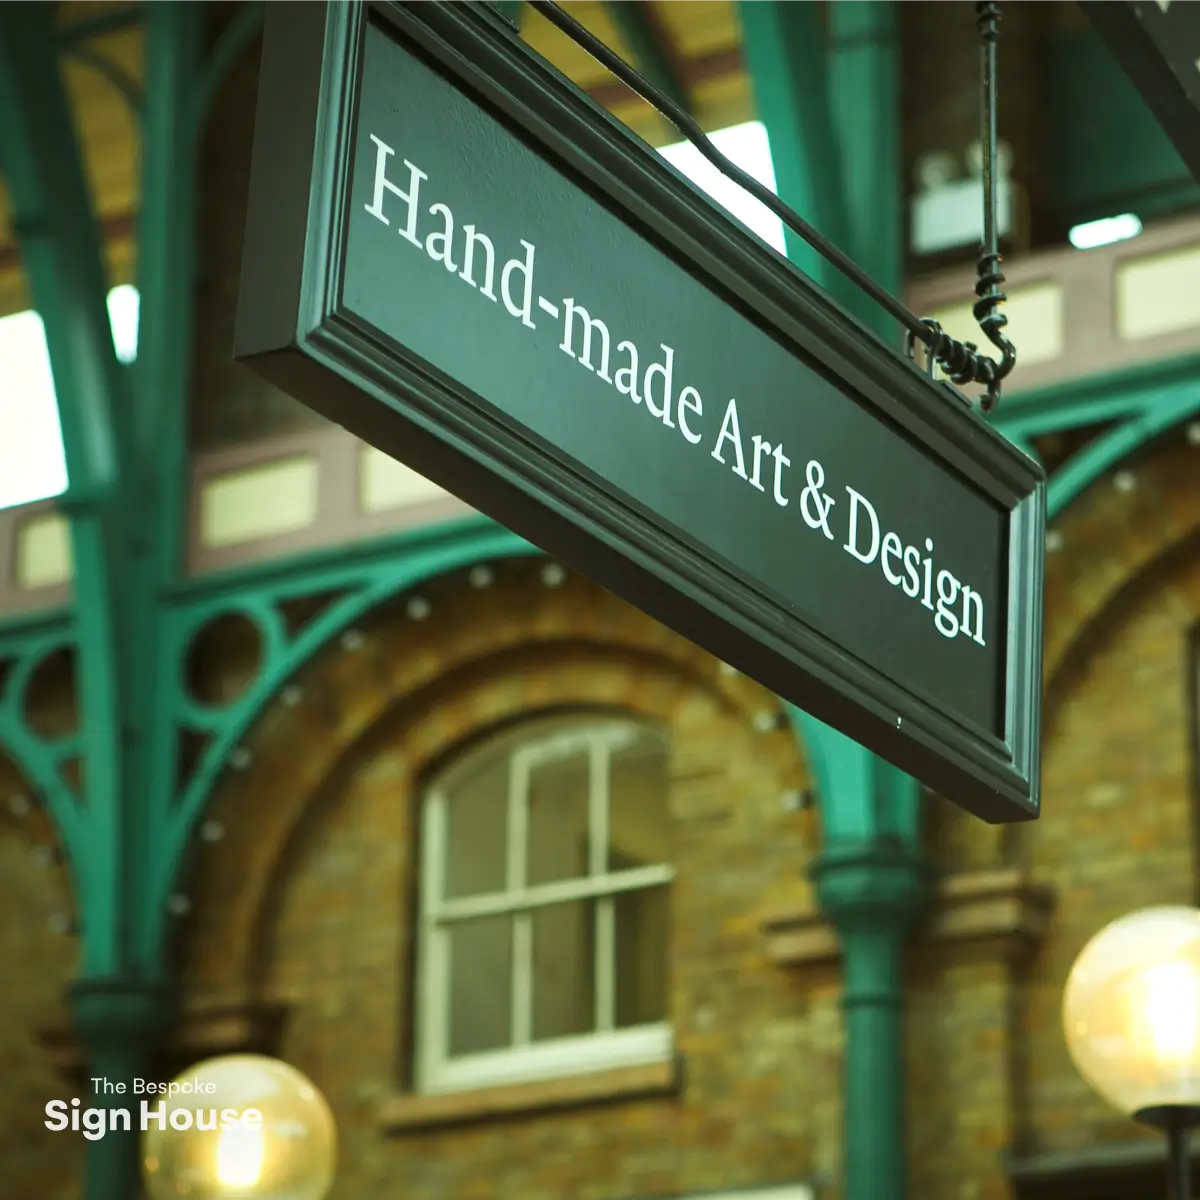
(800, 459), (835, 540)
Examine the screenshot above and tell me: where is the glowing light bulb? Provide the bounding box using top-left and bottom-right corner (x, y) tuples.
(1065, 906), (1200, 1116)
(142, 1054), (335, 1200)
(216, 1123), (264, 1188)
(1138, 960), (1200, 1066)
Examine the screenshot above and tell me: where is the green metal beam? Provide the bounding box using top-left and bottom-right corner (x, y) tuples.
(828, 0), (902, 338)
(0, 6), (128, 951)
(604, 1), (690, 115)
(994, 354), (1200, 442)
(190, 1), (265, 142)
(0, 17), (122, 502)
(56, 4), (144, 47)
(1046, 384), (1200, 521)
(737, 0), (851, 299)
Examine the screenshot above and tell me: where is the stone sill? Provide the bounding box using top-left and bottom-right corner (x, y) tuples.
(378, 1057), (682, 1133)
(761, 867), (1057, 967)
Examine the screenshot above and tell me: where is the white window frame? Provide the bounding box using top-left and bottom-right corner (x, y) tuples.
(415, 718), (676, 1094)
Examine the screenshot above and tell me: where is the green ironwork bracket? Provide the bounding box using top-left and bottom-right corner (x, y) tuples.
(0, 611), (83, 861)
(993, 354), (1200, 521)
(190, 1), (266, 143)
(142, 519), (536, 961)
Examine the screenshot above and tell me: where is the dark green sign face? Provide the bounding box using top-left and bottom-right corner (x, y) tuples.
(1082, 1), (1200, 186)
(349, 22), (1006, 732)
(236, 1), (1045, 823)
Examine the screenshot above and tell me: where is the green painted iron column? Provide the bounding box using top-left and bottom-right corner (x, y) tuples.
(794, 714), (932, 1200)
(828, 0), (902, 342)
(0, 3), (203, 1196)
(737, 0), (852, 303)
(739, 0), (902, 338)
(752, 4), (933, 1196)
(812, 840), (929, 1200)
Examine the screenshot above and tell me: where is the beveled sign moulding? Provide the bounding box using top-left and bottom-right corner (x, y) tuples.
(235, 1), (1046, 823)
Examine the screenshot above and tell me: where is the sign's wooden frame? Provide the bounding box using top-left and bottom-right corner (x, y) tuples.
(234, 0), (1046, 823)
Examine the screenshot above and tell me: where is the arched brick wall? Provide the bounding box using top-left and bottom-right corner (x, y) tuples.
(182, 562), (814, 999)
(179, 561), (834, 1198)
(1043, 436), (1200, 701)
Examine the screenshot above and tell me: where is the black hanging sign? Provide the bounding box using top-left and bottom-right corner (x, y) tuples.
(235, 1), (1046, 822)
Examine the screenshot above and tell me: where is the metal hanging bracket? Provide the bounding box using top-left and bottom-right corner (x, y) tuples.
(527, 0), (1017, 414)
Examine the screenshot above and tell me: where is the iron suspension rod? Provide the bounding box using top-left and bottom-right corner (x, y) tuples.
(525, 0), (1018, 409)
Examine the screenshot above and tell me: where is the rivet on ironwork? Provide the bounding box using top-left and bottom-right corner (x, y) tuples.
(200, 819), (225, 843)
(754, 710), (780, 733)
(341, 629), (365, 652)
(7, 793), (30, 817)
(780, 789), (803, 812)
(31, 844), (55, 866)
(47, 914), (75, 936)
(1187, 421), (1200, 445)
(1113, 470), (1136, 494)
(1046, 529), (1064, 553)
(168, 894), (192, 917)
(230, 746), (253, 771)
(281, 684), (303, 707)
(406, 596), (432, 621)
(469, 565), (495, 589)
(540, 562), (566, 588)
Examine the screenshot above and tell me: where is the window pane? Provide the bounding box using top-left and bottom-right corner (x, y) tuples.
(532, 900), (594, 1041)
(614, 885), (670, 1028)
(444, 752), (508, 899)
(448, 915), (512, 1056)
(527, 748), (590, 886)
(609, 729), (670, 871)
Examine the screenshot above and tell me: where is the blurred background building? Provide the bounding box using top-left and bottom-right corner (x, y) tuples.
(0, 2), (1198, 1198)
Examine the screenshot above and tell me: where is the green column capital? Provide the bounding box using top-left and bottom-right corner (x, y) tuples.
(68, 976), (178, 1082)
(810, 838), (934, 938)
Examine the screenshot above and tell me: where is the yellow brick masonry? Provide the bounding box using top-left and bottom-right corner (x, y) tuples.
(1, 433), (1199, 1197)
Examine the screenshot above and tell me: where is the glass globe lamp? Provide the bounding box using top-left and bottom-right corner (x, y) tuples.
(142, 1054), (336, 1200)
(1064, 906), (1200, 1199)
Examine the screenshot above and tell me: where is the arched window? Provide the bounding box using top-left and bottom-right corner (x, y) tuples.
(415, 713), (674, 1094)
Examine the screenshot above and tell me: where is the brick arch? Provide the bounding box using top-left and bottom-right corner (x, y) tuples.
(0, 750), (81, 1198)
(1043, 436), (1200, 704)
(181, 565), (809, 1000)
